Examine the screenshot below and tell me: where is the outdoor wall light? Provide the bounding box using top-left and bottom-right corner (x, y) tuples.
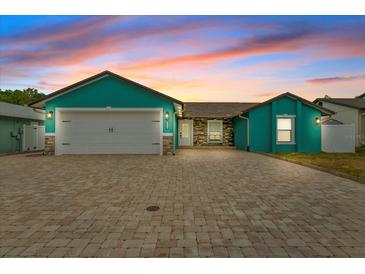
(315, 117), (321, 125)
(165, 111), (170, 129)
(46, 111), (53, 120)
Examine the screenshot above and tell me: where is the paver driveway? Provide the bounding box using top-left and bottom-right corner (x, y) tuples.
(1, 149), (365, 258)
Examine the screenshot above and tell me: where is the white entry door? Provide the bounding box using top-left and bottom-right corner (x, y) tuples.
(56, 109), (162, 155)
(178, 119), (193, 146)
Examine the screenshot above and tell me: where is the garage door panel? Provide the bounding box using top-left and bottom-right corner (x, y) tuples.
(56, 110), (162, 155)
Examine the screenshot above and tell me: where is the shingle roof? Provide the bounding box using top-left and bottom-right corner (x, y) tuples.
(183, 102), (258, 118)
(314, 98), (365, 109)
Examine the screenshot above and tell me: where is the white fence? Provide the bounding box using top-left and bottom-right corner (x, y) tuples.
(321, 124), (355, 153)
(22, 125), (45, 152)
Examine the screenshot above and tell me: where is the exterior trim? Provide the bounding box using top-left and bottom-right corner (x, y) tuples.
(163, 133), (173, 136)
(54, 107), (163, 156)
(276, 115), (296, 145)
(207, 119), (223, 144)
(45, 132), (56, 136)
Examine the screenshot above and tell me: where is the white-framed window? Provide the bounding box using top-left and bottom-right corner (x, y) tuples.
(277, 116), (295, 144)
(207, 120), (223, 143)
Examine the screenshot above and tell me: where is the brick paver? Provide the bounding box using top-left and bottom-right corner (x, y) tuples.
(1, 149), (365, 257)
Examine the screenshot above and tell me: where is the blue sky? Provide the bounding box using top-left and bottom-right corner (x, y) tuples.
(0, 16), (364, 101)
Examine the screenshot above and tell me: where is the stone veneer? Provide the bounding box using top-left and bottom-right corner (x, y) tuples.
(163, 135), (174, 155)
(44, 135), (55, 155)
(192, 118), (234, 146)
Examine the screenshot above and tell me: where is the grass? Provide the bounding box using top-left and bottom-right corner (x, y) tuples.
(270, 149), (365, 183)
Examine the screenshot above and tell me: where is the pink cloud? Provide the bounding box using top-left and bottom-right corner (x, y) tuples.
(307, 74), (365, 84)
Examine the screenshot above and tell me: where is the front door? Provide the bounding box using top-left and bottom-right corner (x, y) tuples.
(178, 119), (193, 146)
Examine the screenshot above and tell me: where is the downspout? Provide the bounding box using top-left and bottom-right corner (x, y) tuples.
(172, 111), (177, 155)
(238, 114), (250, 151)
(172, 106), (184, 155)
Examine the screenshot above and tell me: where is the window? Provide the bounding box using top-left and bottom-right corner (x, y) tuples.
(208, 120), (223, 143)
(277, 116), (295, 144)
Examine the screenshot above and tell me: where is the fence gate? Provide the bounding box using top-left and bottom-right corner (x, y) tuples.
(321, 124), (355, 153)
(22, 125), (45, 152)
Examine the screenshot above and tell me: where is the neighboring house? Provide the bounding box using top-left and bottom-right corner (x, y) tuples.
(0, 101), (45, 153)
(314, 95), (365, 147)
(28, 71), (333, 155)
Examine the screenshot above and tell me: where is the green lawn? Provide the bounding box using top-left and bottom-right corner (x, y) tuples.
(271, 149), (365, 183)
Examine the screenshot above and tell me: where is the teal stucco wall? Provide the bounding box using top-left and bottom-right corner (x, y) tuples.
(234, 96), (322, 153)
(45, 75), (177, 134)
(0, 116), (43, 153)
(233, 115), (248, 151)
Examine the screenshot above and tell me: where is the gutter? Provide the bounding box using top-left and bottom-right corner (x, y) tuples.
(238, 114), (250, 151)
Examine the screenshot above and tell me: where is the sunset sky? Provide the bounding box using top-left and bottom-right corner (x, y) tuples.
(0, 16), (364, 102)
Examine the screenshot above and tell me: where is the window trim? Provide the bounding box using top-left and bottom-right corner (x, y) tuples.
(276, 115), (296, 145)
(207, 119), (223, 144)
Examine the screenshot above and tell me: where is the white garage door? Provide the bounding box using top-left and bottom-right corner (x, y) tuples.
(56, 109), (162, 155)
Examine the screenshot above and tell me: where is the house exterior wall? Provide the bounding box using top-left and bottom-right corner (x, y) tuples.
(360, 110), (365, 146)
(232, 115), (248, 151)
(234, 96), (322, 153)
(0, 116), (43, 154)
(319, 101), (361, 147)
(191, 117), (234, 146)
(44, 75), (178, 155)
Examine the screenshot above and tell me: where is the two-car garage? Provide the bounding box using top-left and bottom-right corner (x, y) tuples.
(28, 71), (182, 156)
(55, 109), (163, 155)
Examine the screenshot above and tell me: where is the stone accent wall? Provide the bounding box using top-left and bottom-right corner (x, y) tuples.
(192, 118), (234, 146)
(163, 135), (174, 155)
(45, 135), (55, 155)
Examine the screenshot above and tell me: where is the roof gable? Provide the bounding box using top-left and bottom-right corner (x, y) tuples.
(28, 70), (182, 108)
(239, 92), (334, 116)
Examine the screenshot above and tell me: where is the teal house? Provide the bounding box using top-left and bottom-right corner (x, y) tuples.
(233, 93), (334, 153)
(29, 71), (183, 155)
(28, 71), (333, 155)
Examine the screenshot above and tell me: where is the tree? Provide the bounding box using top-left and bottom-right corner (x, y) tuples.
(0, 88), (45, 105)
